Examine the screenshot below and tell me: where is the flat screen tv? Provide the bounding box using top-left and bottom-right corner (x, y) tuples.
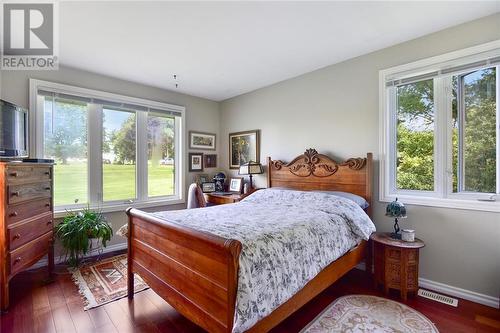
(0, 99), (28, 158)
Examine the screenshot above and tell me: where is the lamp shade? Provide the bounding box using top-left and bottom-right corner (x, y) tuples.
(238, 161), (263, 175)
(385, 198), (407, 218)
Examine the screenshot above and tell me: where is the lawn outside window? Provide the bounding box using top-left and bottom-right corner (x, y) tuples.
(379, 40), (500, 212)
(30, 79), (185, 215)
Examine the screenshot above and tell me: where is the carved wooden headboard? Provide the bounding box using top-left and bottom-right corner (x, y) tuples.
(267, 148), (373, 215)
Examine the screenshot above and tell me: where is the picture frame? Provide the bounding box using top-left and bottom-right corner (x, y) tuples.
(201, 182), (216, 193)
(228, 177), (243, 193)
(189, 131), (216, 150)
(204, 154), (217, 168)
(229, 129), (260, 169)
(195, 173), (209, 185)
(189, 153), (204, 172)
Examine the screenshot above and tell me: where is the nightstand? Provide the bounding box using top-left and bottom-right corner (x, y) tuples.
(371, 232), (425, 301)
(204, 188), (259, 206)
(204, 192), (245, 205)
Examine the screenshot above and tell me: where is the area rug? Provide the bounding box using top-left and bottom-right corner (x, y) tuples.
(301, 295), (439, 333)
(70, 254), (148, 310)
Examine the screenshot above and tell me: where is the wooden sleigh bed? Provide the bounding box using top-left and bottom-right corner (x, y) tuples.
(126, 148), (373, 333)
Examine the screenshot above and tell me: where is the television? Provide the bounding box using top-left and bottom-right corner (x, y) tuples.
(0, 99), (28, 158)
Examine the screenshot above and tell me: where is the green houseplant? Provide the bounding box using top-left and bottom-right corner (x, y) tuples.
(55, 206), (113, 267)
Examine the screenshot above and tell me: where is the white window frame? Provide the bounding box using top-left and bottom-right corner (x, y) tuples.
(29, 79), (186, 216)
(379, 40), (500, 212)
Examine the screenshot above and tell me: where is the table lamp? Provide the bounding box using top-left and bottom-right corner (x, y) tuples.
(238, 161), (263, 189)
(385, 198), (407, 239)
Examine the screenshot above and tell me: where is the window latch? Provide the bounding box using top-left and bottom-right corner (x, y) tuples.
(477, 194), (497, 202)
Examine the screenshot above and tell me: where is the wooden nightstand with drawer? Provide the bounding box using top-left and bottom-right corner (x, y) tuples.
(0, 162), (55, 312)
(371, 232), (425, 301)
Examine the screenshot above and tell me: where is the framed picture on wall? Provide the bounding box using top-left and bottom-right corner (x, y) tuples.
(189, 131), (216, 150)
(229, 130), (260, 169)
(189, 153), (204, 171)
(204, 154), (217, 168)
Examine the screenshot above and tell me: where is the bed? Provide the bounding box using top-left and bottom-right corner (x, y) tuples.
(126, 148), (374, 332)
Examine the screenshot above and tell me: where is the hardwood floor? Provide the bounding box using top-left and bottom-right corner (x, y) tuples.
(0, 262), (499, 333)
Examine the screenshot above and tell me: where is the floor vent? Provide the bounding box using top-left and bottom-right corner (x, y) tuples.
(418, 289), (458, 307)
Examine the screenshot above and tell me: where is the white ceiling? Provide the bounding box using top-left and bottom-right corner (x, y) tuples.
(60, 1), (500, 101)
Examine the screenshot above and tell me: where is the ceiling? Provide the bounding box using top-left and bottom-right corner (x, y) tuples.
(59, 1), (500, 101)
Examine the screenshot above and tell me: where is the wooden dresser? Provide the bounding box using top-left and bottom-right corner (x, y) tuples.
(0, 162), (54, 312)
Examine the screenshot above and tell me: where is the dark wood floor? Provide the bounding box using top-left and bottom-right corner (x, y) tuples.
(1, 263), (499, 333)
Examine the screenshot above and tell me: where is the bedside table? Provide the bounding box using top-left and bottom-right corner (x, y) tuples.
(204, 192), (245, 205)
(204, 188), (259, 206)
(371, 232), (425, 301)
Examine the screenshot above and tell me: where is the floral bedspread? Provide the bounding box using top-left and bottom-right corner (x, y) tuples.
(152, 188), (376, 332)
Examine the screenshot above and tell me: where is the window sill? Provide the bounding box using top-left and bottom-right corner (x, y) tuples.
(380, 194), (500, 212)
(54, 198), (185, 218)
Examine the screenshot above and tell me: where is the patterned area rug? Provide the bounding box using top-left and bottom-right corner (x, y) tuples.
(70, 254), (148, 310)
(301, 295), (439, 333)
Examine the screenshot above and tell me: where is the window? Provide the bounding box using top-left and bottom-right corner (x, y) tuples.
(102, 108), (137, 202)
(380, 42), (500, 211)
(43, 97), (89, 206)
(32, 80), (185, 213)
(147, 113), (175, 197)
(396, 79), (435, 191)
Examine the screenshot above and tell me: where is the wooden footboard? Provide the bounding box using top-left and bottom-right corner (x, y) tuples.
(126, 208), (242, 333)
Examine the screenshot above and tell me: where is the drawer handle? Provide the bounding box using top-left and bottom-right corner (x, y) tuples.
(46, 220), (53, 226)
(9, 172), (18, 177)
(13, 233), (21, 240)
(45, 203), (51, 208)
(11, 191), (20, 197)
(45, 187), (51, 191)
(44, 171), (50, 175)
(10, 211), (18, 217)
(13, 257), (22, 265)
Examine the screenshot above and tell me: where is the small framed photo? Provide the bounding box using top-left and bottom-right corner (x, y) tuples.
(229, 177), (243, 193)
(201, 182), (216, 193)
(189, 153), (203, 172)
(189, 131), (216, 150)
(204, 154), (217, 168)
(195, 173), (209, 185)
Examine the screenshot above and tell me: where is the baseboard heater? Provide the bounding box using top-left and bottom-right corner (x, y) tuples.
(418, 289), (459, 307)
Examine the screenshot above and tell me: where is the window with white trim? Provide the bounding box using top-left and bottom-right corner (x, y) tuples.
(31, 79), (184, 212)
(380, 42), (500, 211)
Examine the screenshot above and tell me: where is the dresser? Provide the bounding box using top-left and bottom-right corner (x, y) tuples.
(0, 162), (54, 312)
(371, 232), (425, 301)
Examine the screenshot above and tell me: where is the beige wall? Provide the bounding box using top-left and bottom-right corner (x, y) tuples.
(220, 14), (500, 298)
(0, 65), (220, 250)
(0, 13), (498, 301)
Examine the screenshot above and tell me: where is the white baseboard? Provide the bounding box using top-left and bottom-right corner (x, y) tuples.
(356, 263), (498, 309)
(30, 243), (127, 269)
(419, 278), (499, 309)
(31, 246), (499, 309)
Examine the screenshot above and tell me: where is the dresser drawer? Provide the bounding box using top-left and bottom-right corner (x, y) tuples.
(9, 232), (52, 276)
(7, 182), (52, 204)
(8, 213), (53, 250)
(6, 198), (52, 226)
(6, 165), (52, 184)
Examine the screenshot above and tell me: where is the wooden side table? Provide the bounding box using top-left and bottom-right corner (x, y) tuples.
(204, 192), (245, 205)
(204, 189), (258, 206)
(371, 232), (425, 301)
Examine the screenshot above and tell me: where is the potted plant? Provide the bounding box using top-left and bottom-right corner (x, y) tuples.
(55, 206), (113, 267)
